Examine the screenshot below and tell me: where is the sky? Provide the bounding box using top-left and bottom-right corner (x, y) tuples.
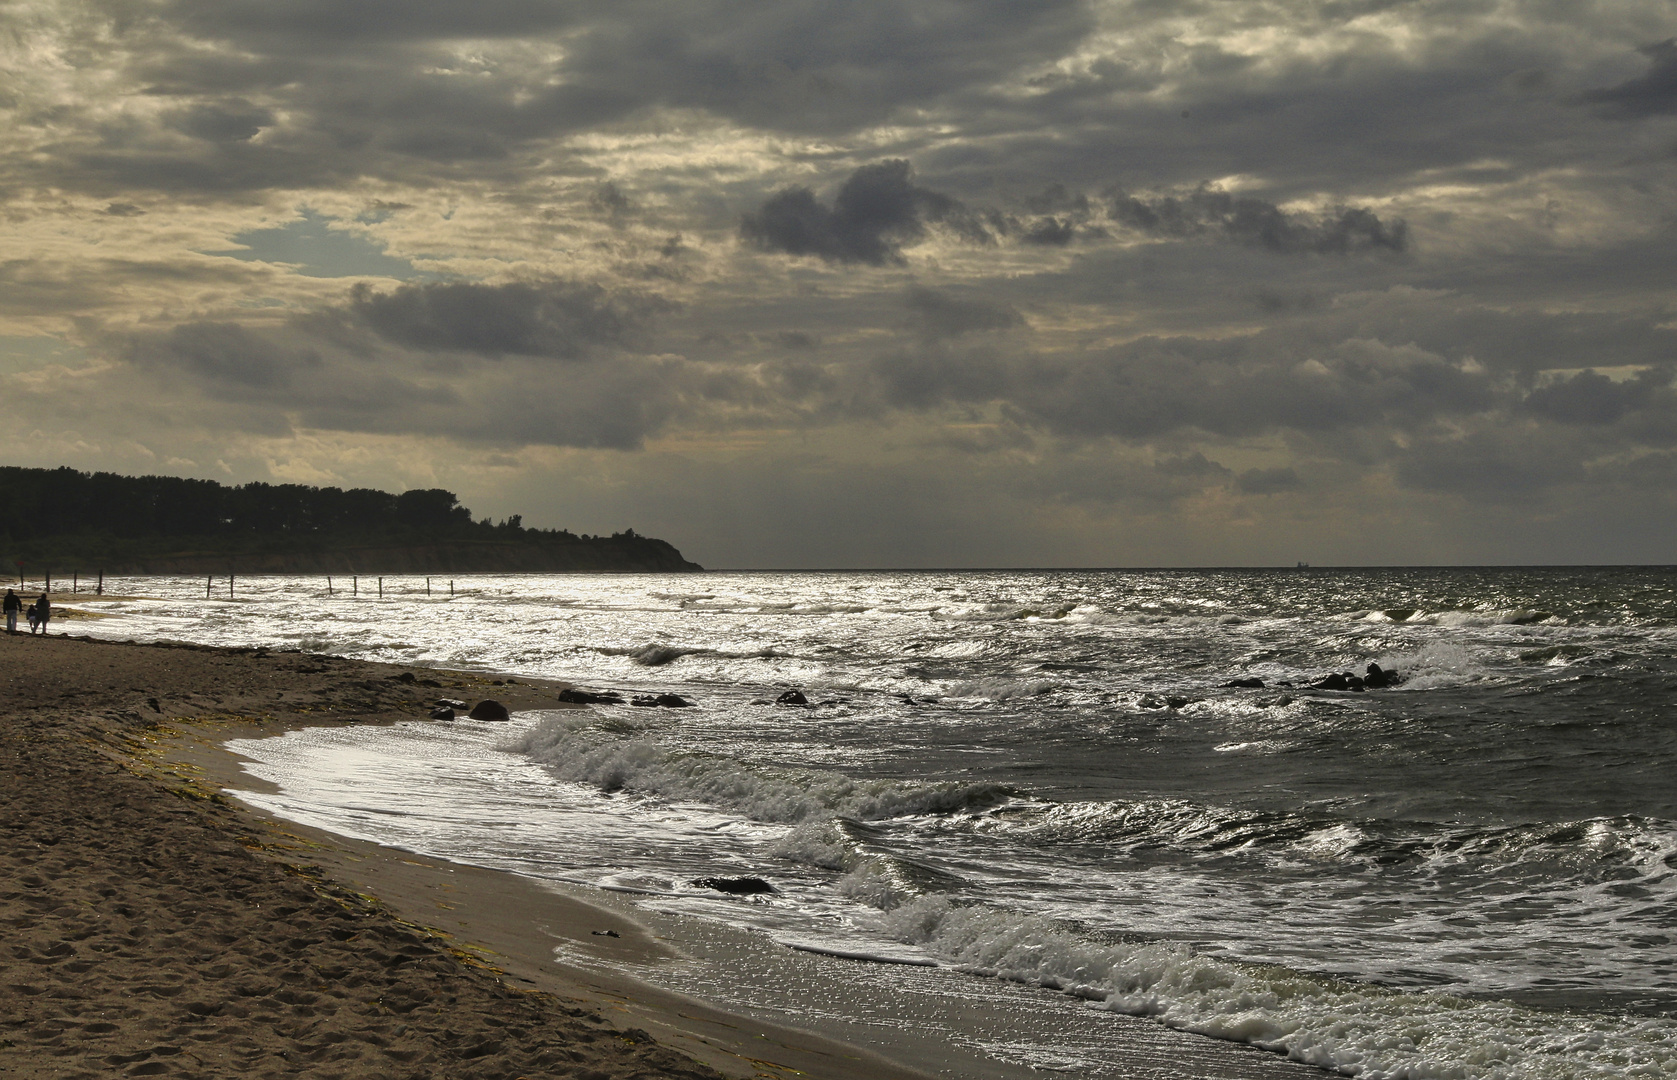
(3, 0), (1676, 567)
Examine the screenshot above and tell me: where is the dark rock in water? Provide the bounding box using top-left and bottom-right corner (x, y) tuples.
(436, 698), (468, 709)
(1346, 675), (1365, 692)
(1261, 694), (1294, 708)
(1364, 663), (1402, 689)
(1312, 673), (1351, 691)
(1139, 693), (1195, 709)
(1139, 693), (1166, 709)
(1165, 695), (1193, 709)
(429, 706), (456, 720)
(391, 671), (416, 683)
(590, 929), (620, 938)
(691, 876), (776, 895)
(1223, 677), (1265, 688)
(468, 699), (511, 721)
(775, 689), (809, 706)
(558, 688), (625, 705)
(631, 693), (694, 708)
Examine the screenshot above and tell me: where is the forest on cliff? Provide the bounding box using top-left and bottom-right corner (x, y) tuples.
(0, 466), (701, 574)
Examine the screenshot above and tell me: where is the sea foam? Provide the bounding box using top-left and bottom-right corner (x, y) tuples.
(508, 714), (1015, 826)
(881, 896), (1677, 1080)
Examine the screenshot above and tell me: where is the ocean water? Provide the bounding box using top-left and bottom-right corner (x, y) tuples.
(67, 568), (1677, 1078)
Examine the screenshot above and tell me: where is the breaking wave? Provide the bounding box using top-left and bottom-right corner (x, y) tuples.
(880, 897), (1677, 1080)
(507, 715), (1017, 826)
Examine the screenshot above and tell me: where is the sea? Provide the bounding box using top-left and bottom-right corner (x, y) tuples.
(62, 567), (1677, 1078)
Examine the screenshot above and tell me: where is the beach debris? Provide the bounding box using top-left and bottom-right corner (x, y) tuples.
(1223, 677), (1265, 688)
(435, 698), (468, 709)
(630, 693), (693, 708)
(691, 876), (776, 895)
(775, 689), (809, 706)
(467, 699), (511, 721)
(590, 928), (621, 938)
(557, 688), (626, 705)
(429, 706), (456, 720)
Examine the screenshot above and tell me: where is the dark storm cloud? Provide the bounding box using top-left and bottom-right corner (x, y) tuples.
(902, 286), (1023, 339)
(740, 161), (992, 266)
(1020, 217), (1079, 246)
(537, 0), (1093, 135)
(24, 0), (1088, 199)
(118, 278), (693, 449)
(1154, 452), (1230, 478)
(1234, 467), (1302, 495)
(1108, 188), (1407, 255)
(169, 0), (582, 45)
(129, 322), (321, 389)
(167, 101), (274, 142)
(1395, 429), (1591, 496)
(852, 329), (1496, 443)
(1582, 39), (1677, 117)
(346, 280), (671, 359)
(1523, 369), (1670, 425)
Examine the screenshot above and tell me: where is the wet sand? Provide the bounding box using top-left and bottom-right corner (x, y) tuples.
(1, 631), (1322, 1079)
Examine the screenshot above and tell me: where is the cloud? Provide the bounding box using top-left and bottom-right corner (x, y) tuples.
(1108, 187), (1408, 255)
(1523, 369), (1663, 425)
(1583, 39), (1677, 117)
(346, 279), (671, 358)
(1234, 466), (1302, 494)
(740, 160), (988, 265)
(115, 278), (690, 450)
(902, 286), (1023, 339)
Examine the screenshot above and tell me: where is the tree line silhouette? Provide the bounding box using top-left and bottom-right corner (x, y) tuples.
(0, 466), (695, 571)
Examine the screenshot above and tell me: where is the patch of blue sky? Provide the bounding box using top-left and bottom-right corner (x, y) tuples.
(205, 208), (425, 279)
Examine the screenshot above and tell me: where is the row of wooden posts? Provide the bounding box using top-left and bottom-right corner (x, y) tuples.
(10, 569), (452, 600)
(11, 570), (104, 595)
(205, 576), (456, 599)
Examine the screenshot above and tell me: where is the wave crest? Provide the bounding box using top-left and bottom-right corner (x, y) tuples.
(508, 716), (1018, 825)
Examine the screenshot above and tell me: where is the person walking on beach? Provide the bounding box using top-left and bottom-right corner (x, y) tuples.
(2, 589), (18, 634)
(31, 593), (48, 635)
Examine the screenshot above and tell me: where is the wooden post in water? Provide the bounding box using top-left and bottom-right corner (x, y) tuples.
(45, 572), (50, 594)
(353, 576), (358, 596)
(328, 576), (333, 596)
(450, 580), (454, 596)
(96, 571), (102, 596)
(426, 577), (431, 596)
(206, 576), (212, 598)
(73, 573), (77, 593)
(229, 574), (235, 599)
(378, 576), (383, 598)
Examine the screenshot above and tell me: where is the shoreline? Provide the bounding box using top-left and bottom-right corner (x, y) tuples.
(1, 632), (1319, 1079)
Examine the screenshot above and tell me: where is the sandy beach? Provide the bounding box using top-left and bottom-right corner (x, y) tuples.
(0, 632), (943, 1079)
(1, 630), (1324, 1080)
